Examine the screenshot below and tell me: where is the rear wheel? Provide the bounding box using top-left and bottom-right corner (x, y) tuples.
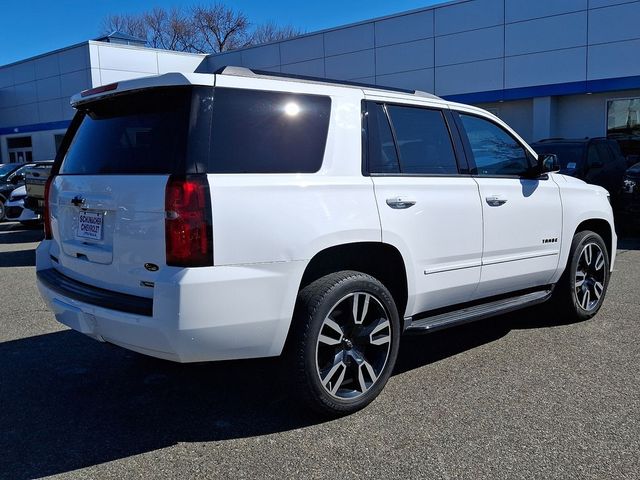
(552, 230), (610, 321)
(291, 271), (400, 416)
(0, 200), (5, 221)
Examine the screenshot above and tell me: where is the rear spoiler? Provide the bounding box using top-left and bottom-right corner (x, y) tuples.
(70, 72), (214, 107)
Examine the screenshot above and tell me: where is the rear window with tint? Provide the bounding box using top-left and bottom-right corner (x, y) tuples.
(60, 88), (192, 175)
(209, 88), (331, 173)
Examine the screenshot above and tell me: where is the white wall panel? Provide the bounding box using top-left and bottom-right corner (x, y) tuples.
(325, 50), (374, 80)
(376, 39), (433, 75)
(435, 58), (503, 95)
(505, 48), (586, 88)
(377, 68), (435, 92)
(324, 23), (374, 56)
(99, 69), (152, 85)
(588, 38), (640, 80)
(436, 26), (503, 66)
(588, 2), (640, 44)
(506, 12), (586, 56)
(374, 10), (434, 47)
(280, 59), (325, 77)
(157, 52), (206, 74)
(505, 0), (586, 23)
(435, 0), (504, 36)
(280, 35), (324, 64)
(97, 45), (157, 73)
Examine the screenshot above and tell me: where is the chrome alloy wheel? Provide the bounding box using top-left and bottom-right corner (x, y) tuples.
(315, 292), (392, 400)
(575, 242), (606, 311)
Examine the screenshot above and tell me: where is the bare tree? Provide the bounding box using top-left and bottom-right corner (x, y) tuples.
(100, 3), (302, 54)
(190, 3), (251, 53)
(251, 21), (303, 45)
(101, 13), (147, 40)
(144, 7), (195, 51)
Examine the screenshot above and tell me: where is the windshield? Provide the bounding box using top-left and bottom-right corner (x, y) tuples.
(60, 87), (196, 175)
(534, 144), (585, 171)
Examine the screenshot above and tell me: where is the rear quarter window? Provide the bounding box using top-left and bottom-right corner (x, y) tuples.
(209, 88), (331, 173)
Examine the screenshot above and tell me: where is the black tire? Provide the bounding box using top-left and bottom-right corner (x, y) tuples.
(290, 270), (401, 416)
(552, 230), (610, 321)
(0, 199), (5, 221)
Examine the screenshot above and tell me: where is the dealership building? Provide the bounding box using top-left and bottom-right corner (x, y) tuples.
(1, 0), (639, 163)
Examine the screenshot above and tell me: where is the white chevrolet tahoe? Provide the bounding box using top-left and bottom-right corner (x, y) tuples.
(36, 67), (616, 415)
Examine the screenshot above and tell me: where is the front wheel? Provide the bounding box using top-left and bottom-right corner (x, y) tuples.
(552, 230), (610, 321)
(291, 271), (401, 416)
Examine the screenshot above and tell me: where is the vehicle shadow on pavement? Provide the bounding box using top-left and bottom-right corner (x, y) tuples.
(0, 249), (35, 267)
(0, 222), (43, 245)
(0, 312), (541, 479)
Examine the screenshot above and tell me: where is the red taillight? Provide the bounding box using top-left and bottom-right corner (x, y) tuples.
(43, 175), (54, 240)
(165, 175), (213, 267)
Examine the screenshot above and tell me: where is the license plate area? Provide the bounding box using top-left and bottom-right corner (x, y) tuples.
(77, 210), (103, 240)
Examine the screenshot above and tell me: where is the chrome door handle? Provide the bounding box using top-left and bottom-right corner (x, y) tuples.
(386, 197), (417, 209)
(485, 195), (508, 207)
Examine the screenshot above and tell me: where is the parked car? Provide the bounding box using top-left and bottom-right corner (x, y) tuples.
(619, 161), (640, 229)
(608, 134), (640, 167)
(0, 163), (25, 181)
(4, 185), (41, 225)
(531, 138), (627, 201)
(0, 161), (51, 220)
(36, 67), (616, 416)
(24, 162), (54, 216)
(0, 163), (28, 220)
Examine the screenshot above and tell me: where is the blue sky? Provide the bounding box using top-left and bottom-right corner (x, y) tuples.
(0, 0), (441, 66)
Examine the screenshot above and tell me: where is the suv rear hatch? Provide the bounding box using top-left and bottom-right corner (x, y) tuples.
(47, 85), (213, 298)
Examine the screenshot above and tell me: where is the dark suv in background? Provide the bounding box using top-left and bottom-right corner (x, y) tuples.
(531, 138), (627, 201)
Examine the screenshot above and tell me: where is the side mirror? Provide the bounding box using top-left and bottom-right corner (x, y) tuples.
(538, 153), (560, 174)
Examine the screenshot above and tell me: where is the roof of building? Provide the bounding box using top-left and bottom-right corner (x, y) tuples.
(94, 31), (147, 45)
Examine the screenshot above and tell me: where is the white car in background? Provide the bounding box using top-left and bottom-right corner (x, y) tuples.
(4, 185), (41, 225)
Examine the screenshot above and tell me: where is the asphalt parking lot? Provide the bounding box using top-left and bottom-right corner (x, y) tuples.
(0, 222), (638, 480)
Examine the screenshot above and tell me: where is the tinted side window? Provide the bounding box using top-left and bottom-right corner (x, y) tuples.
(588, 145), (601, 168)
(595, 143), (613, 165)
(210, 88), (331, 173)
(459, 114), (532, 176)
(387, 105), (458, 174)
(366, 103), (399, 174)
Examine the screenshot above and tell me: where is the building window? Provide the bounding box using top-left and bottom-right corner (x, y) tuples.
(607, 98), (640, 137)
(7, 136), (33, 163)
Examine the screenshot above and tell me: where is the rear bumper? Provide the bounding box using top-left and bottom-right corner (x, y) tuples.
(36, 241), (306, 362)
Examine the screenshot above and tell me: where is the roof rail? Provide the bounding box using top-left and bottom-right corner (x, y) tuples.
(213, 65), (441, 99)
